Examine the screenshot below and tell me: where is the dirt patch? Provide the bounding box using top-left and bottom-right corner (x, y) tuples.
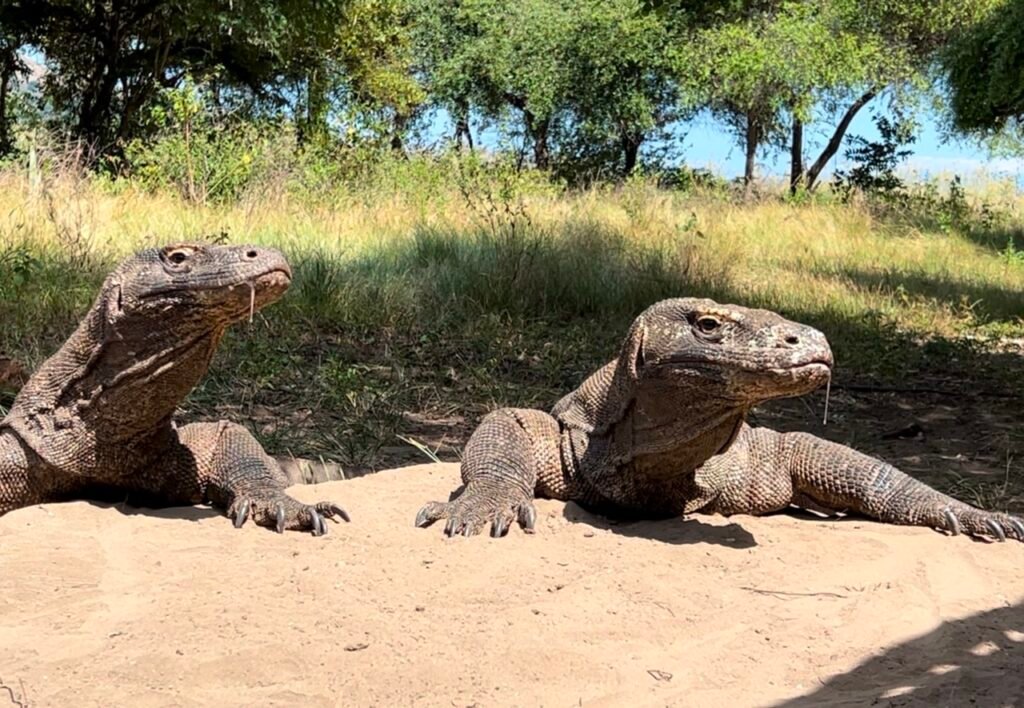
(1, 463), (1023, 707)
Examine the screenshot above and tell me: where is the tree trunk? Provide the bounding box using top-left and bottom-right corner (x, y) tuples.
(504, 92), (549, 169)
(299, 67), (329, 146)
(390, 113), (408, 154)
(115, 39), (173, 147)
(789, 117), (804, 195)
(622, 130), (643, 176)
(0, 49), (14, 158)
(526, 112), (550, 170)
(453, 99), (473, 152)
(804, 89), (877, 191)
(744, 113), (759, 189)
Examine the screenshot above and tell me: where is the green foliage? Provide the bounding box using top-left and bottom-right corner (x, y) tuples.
(3, 0), (347, 150)
(124, 82), (291, 204)
(834, 112), (917, 198)
(677, 2), (886, 154)
(414, 0), (679, 174)
(0, 244), (39, 299)
(1000, 236), (1024, 266)
(944, 0), (1024, 134)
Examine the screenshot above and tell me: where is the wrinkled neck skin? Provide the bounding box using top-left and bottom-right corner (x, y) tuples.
(8, 286), (226, 443)
(618, 381), (747, 476)
(558, 357), (749, 478)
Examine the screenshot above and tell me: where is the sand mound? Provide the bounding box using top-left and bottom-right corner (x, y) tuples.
(2, 463), (1022, 707)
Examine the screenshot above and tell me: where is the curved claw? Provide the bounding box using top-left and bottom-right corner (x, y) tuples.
(491, 515), (511, 538)
(415, 507), (433, 528)
(233, 499), (251, 529)
(518, 502), (537, 533)
(985, 518), (1007, 542)
(319, 503), (350, 523)
(444, 517), (459, 537)
(942, 508), (960, 536)
(1010, 518), (1024, 541)
(275, 503), (286, 534)
(415, 502), (446, 529)
(309, 509), (325, 537)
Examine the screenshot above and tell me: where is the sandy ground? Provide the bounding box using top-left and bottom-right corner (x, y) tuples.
(2, 463), (1023, 708)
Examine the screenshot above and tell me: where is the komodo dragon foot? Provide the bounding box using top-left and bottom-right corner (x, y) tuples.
(230, 496), (349, 536)
(416, 481), (537, 538)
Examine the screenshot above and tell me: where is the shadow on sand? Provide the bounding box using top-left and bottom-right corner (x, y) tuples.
(773, 600), (1024, 706)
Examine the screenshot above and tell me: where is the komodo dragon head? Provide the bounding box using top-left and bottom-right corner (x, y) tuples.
(110, 243), (292, 325)
(628, 298), (833, 401)
(553, 298), (833, 463)
(5, 243), (292, 459)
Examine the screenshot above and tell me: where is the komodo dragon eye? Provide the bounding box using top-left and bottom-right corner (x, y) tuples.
(695, 316), (722, 333)
(165, 247), (195, 265)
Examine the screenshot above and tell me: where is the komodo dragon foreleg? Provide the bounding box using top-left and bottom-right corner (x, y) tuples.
(696, 425), (1024, 541)
(157, 422), (349, 535)
(416, 409), (567, 537)
(1, 423), (347, 534)
(0, 430), (66, 514)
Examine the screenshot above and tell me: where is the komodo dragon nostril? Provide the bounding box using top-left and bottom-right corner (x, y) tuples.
(245, 250), (258, 259)
(785, 335), (799, 345)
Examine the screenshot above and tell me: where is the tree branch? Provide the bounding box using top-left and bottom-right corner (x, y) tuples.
(805, 89), (878, 191)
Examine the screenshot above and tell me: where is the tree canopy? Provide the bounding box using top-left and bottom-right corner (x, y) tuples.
(0, 0), (1016, 176)
(944, 0), (1024, 134)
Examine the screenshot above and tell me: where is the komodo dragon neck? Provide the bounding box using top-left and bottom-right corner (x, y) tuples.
(4, 281), (227, 469)
(556, 357), (748, 476)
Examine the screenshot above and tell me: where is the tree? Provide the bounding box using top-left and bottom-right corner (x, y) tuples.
(560, 0), (680, 177)
(674, 0), (996, 192)
(333, 0), (427, 152)
(1, 1), (346, 156)
(943, 0), (1024, 134)
(413, 0), (575, 169)
(0, 25), (27, 157)
(414, 0), (679, 174)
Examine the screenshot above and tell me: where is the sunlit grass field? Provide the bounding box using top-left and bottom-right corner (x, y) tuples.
(1, 161), (1022, 471)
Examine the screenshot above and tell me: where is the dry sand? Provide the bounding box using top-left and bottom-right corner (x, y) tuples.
(1, 463), (1022, 707)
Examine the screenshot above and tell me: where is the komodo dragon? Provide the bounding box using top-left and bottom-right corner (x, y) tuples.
(0, 243), (347, 535)
(416, 298), (1023, 542)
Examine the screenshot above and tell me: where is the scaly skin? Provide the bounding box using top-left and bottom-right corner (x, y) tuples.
(416, 298), (1023, 542)
(0, 243), (347, 535)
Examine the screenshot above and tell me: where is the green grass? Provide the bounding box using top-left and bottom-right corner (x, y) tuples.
(1, 163), (1022, 477)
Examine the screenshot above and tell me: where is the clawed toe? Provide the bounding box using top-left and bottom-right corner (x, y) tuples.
(275, 503), (286, 534)
(415, 502), (446, 528)
(518, 502), (537, 533)
(941, 508), (1024, 542)
(985, 518), (1007, 542)
(317, 502), (350, 523)
(1010, 518), (1024, 540)
(233, 499), (251, 529)
(490, 514), (511, 538)
(942, 508), (960, 536)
